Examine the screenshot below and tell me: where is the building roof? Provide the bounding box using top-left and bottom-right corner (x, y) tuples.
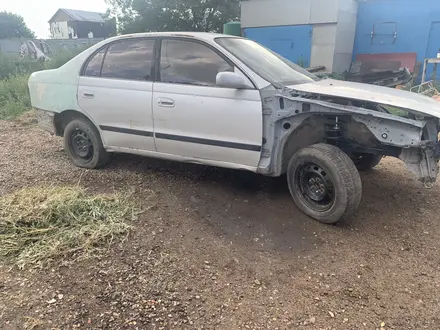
(49, 8), (106, 23)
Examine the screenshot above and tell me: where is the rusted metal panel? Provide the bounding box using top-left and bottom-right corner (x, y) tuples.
(355, 53), (417, 73)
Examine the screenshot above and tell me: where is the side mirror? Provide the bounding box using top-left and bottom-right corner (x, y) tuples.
(216, 72), (248, 89)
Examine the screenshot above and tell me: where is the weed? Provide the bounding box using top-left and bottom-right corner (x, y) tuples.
(0, 74), (31, 119)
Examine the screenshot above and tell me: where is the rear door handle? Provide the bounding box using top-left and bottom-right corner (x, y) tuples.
(82, 92), (95, 99)
(158, 98), (175, 107)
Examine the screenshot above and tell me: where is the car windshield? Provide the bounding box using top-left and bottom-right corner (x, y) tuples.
(216, 37), (319, 87)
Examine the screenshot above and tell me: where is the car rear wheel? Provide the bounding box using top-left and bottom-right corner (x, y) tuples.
(351, 153), (382, 171)
(287, 143), (362, 224)
(64, 119), (109, 169)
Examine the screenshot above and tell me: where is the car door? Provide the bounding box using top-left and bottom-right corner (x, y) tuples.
(152, 38), (263, 167)
(78, 38), (156, 151)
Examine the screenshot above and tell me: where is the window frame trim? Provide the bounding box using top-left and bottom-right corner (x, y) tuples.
(80, 45), (108, 78)
(80, 37), (158, 82)
(155, 36), (257, 89)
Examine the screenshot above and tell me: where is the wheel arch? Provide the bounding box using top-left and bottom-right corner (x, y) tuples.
(268, 115), (327, 177)
(267, 113), (399, 177)
(54, 109), (101, 138)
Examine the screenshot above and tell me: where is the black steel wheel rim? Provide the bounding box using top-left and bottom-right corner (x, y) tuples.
(69, 129), (93, 162)
(295, 162), (335, 211)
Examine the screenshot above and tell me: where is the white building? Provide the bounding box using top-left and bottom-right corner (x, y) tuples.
(48, 8), (116, 40)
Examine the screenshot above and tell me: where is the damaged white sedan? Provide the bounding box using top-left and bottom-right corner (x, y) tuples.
(29, 32), (440, 224)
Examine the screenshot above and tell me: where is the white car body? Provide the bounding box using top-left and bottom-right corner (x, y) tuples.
(30, 32), (270, 171)
(28, 32), (440, 223)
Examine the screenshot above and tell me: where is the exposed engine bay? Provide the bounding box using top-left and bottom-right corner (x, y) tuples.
(258, 83), (440, 185)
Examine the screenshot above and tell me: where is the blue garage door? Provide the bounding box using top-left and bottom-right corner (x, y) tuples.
(425, 22), (440, 80)
(243, 25), (312, 68)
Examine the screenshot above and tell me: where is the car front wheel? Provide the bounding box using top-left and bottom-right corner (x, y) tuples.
(64, 118), (109, 169)
(287, 143), (362, 224)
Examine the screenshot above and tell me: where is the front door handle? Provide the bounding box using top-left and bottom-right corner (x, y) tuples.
(158, 98), (175, 107)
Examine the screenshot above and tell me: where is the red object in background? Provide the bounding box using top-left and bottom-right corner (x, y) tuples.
(355, 53), (417, 73)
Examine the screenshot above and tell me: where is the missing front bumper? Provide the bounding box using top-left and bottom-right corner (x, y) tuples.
(400, 144), (440, 184)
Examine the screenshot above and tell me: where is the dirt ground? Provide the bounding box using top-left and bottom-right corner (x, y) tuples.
(0, 117), (440, 330)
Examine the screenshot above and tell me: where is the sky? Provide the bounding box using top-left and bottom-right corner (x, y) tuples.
(0, 0), (108, 38)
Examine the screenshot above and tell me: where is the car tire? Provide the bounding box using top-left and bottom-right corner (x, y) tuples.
(64, 118), (110, 169)
(287, 143), (362, 224)
(351, 153), (382, 171)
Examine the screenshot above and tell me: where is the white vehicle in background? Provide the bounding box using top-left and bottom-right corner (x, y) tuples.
(29, 32), (440, 224)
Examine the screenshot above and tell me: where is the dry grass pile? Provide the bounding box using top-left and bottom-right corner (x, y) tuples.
(0, 186), (135, 268)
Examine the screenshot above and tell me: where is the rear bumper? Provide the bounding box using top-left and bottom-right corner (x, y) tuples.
(35, 108), (56, 134)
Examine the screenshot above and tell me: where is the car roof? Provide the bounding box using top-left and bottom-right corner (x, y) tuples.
(104, 32), (239, 43)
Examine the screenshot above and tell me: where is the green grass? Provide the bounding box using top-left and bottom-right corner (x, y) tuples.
(0, 54), (47, 80)
(44, 48), (87, 70)
(0, 47), (88, 120)
(0, 186), (136, 268)
(0, 74), (31, 120)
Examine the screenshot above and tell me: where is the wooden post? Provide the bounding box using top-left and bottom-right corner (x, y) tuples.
(434, 63), (438, 83)
(422, 59), (428, 84)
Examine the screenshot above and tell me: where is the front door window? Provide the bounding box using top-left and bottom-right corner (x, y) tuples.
(159, 39), (233, 86)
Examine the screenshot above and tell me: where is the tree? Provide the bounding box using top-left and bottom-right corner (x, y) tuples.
(105, 0), (240, 34)
(0, 11), (36, 39)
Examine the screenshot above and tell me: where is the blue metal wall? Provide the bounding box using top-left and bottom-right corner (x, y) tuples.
(354, 0), (440, 80)
(243, 25), (313, 68)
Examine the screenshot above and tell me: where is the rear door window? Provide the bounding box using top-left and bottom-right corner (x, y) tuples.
(100, 39), (155, 81)
(84, 47), (107, 77)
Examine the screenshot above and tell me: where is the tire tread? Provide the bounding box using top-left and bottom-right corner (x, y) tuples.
(287, 143), (362, 224)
